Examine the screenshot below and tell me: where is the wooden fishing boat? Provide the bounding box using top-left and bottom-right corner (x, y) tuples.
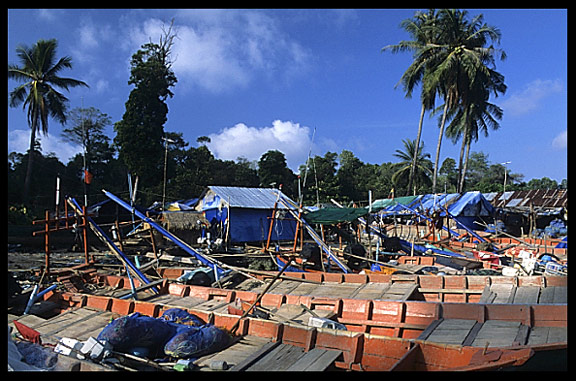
(34, 264), (567, 340)
(150, 266), (567, 305)
(9, 283), (567, 371)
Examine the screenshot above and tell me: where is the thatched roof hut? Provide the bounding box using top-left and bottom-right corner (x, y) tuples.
(161, 211), (210, 232)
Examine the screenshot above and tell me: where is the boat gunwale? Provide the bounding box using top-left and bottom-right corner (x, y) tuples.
(27, 289), (565, 371)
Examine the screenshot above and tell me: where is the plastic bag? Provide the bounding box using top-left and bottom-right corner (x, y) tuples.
(97, 312), (177, 357)
(160, 308), (204, 326)
(164, 324), (230, 358)
(97, 309), (229, 359)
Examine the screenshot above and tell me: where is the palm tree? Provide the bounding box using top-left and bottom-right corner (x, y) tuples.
(8, 39), (88, 204)
(423, 9), (506, 193)
(392, 138), (432, 196)
(445, 67), (506, 192)
(382, 9), (441, 196)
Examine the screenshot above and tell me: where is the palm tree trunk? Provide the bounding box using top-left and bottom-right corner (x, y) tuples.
(23, 120), (37, 205)
(460, 136), (472, 193)
(408, 103), (426, 196)
(456, 124), (469, 193)
(432, 100), (449, 194)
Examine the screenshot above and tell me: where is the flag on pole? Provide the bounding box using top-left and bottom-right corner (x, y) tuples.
(82, 169), (93, 184)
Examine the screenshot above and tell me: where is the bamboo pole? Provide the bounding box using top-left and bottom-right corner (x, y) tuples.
(230, 259), (292, 334)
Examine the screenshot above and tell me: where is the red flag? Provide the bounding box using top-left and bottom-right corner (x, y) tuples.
(83, 169), (93, 185)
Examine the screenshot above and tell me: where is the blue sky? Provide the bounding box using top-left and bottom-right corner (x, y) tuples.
(7, 9), (567, 183)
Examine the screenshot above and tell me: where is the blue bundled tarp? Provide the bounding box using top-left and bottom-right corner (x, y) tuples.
(375, 191), (494, 231)
(556, 236), (567, 249)
(97, 308), (230, 359)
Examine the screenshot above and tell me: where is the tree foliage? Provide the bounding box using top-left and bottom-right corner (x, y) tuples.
(114, 29), (177, 191)
(8, 38), (88, 203)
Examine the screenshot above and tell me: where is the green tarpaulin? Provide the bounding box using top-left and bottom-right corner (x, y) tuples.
(303, 207), (368, 225)
(370, 195), (419, 211)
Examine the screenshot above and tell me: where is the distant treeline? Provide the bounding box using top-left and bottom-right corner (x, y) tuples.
(8, 136), (566, 224)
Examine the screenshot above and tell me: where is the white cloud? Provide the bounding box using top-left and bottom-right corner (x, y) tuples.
(79, 22), (100, 49)
(552, 129), (567, 150)
(502, 79), (563, 117)
(8, 129), (82, 162)
(171, 25), (250, 92)
(123, 11), (312, 93)
(207, 120), (312, 169)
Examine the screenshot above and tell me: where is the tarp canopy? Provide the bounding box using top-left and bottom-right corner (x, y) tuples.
(303, 207), (369, 225)
(370, 195), (419, 212)
(448, 191), (494, 217)
(374, 191), (494, 218)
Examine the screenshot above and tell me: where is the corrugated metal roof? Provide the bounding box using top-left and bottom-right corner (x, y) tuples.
(203, 186), (294, 210)
(483, 189), (567, 209)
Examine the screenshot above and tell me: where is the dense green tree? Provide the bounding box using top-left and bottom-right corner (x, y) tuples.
(437, 157), (458, 193)
(114, 29), (177, 192)
(337, 150), (364, 202)
(8, 150), (66, 210)
(8, 38), (88, 204)
(258, 150), (296, 198)
(299, 152), (340, 205)
(61, 107), (114, 183)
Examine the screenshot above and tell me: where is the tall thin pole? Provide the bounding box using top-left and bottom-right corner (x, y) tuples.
(162, 136), (175, 210)
(81, 98), (88, 207)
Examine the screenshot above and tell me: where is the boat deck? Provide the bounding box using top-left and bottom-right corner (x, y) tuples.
(8, 291), (567, 371)
(8, 305), (342, 371)
(418, 318), (567, 348)
(235, 276), (567, 304)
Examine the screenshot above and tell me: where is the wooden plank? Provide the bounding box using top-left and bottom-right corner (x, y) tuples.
(461, 322), (484, 346)
(152, 294), (207, 309)
(471, 320), (521, 348)
(424, 319), (476, 345)
(478, 285), (496, 304)
(512, 286), (540, 304)
(268, 304), (336, 326)
(197, 335), (272, 370)
(352, 282), (391, 300)
(285, 348), (342, 371)
(309, 283), (360, 299)
(246, 343), (305, 371)
(230, 340), (281, 371)
(538, 286), (567, 304)
(546, 327), (568, 343)
(56, 311), (114, 341)
(527, 327), (550, 345)
(265, 280), (302, 295)
(513, 324), (531, 346)
(288, 282), (322, 296)
(552, 287), (568, 303)
(11, 308), (114, 345)
(416, 318), (443, 341)
(489, 284), (516, 304)
(380, 282), (418, 301)
(528, 327), (567, 345)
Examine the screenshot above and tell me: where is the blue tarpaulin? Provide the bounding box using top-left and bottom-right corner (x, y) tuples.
(374, 191), (495, 231)
(556, 236), (567, 249)
(97, 309), (229, 359)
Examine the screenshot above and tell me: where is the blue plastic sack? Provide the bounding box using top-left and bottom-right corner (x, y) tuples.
(160, 308), (204, 326)
(164, 324), (230, 358)
(97, 312), (177, 357)
(97, 309), (229, 359)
